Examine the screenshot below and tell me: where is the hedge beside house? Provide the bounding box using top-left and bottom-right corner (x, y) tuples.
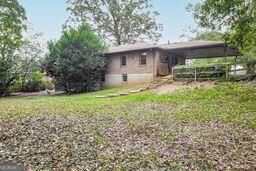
(173, 64), (230, 81)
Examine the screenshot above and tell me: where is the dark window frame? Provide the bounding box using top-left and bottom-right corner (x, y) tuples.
(122, 74), (128, 82)
(140, 53), (147, 66)
(120, 55), (127, 67)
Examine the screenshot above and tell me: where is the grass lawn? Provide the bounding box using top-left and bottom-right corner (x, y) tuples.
(0, 82), (255, 170)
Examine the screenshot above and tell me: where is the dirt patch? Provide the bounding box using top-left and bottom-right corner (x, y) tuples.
(153, 81), (215, 95)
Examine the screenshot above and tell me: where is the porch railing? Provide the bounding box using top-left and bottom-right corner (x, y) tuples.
(172, 61), (251, 82)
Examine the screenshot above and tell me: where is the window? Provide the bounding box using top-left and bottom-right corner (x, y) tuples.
(140, 53), (147, 66)
(122, 74), (128, 82)
(121, 56), (127, 67)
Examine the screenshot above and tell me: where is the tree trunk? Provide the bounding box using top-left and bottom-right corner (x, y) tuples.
(113, 21), (121, 45)
(116, 36), (121, 46)
(0, 85), (9, 97)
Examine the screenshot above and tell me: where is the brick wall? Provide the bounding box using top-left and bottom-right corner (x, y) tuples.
(103, 49), (186, 87)
(105, 50), (155, 75)
(105, 50), (186, 75)
(103, 50), (155, 87)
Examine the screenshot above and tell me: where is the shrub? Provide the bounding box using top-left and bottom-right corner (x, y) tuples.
(22, 71), (45, 92)
(9, 72), (45, 93)
(42, 76), (55, 90)
(10, 82), (23, 93)
(173, 64), (230, 81)
(43, 23), (106, 93)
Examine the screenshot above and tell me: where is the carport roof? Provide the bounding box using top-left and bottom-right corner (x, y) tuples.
(159, 41), (224, 50)
(158, 41), (242, 59)
(106, 41), (242, 58)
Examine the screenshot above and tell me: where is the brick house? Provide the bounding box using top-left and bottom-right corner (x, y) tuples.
(103, 41), (240, 88)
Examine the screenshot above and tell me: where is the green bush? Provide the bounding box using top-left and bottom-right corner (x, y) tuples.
(173, 64), (229, 81)
(22, 72), (45, 92)
(42, 76), (55, 90)
(10, 82), (23, 93)
(43, 23), (106, 93)
(9, 72), (45, 93)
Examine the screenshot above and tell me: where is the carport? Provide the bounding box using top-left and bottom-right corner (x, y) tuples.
(158, 41), (242, 60)
(157, 41), (242, 81)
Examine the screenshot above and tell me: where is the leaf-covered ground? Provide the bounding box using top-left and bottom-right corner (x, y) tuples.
(0, 82), (255, 170)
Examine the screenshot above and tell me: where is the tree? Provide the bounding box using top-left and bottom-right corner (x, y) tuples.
(0, 0), (27, 96)
(180, 28), (224, 41)
(15, 32), (45, 92)
(66, 0), (163, 46)
(192, 31), (224, 41)
(187, 0), (256, 55)
(43, 23), (106, 93)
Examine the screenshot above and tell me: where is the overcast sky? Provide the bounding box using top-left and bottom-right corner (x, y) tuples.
(19, 0), (201, 45)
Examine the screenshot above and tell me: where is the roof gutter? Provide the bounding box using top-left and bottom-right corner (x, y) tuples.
(105, 47), (158, 55)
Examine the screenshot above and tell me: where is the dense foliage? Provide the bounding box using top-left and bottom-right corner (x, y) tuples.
(173, 64), (228, 81)
(43, 23), (106, 93)
(14, 33), (45, 92)
(66, 0), (163, 45)
(192, 31), (224, 41)
(11, 71), (45, 92)
(0, 0), (27, 96)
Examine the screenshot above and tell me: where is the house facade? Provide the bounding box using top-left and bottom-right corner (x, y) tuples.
(103, 41), (240, 88)
(103, 43), (185, 88)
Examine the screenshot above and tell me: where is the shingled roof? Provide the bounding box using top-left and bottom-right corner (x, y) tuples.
(106, 41), (242, 58)
(107, 42), (156, 54)
(107, 41), (225, 54)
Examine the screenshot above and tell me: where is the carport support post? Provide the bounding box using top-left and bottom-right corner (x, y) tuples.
(172, 67), (175, 80)
(194, 67), (197, 82)
(235, 56), (237, 75)
(225, 64), (229, 79)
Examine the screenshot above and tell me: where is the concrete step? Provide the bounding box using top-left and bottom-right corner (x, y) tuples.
(95, 76), (173, 99)
(95, 95), (107, 98)
(107, 94), (121, 98)
(129, 89), (143, 94)
(119, 92), (131, 96)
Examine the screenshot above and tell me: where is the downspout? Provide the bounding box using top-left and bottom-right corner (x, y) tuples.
(153, 49), (156, 79)
(235, 56), (237, 75)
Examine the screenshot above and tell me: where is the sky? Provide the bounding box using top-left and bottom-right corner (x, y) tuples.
(19, 0), (201, 45)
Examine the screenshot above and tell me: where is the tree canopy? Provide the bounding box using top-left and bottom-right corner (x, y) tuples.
(192, 31), (224, 41)
(187, 0), (256, 55)
(14, 32), (45, 92)
(43, 23), (106, 93)
(66, 0), (163, 46)
(0, 0), (27, 96)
